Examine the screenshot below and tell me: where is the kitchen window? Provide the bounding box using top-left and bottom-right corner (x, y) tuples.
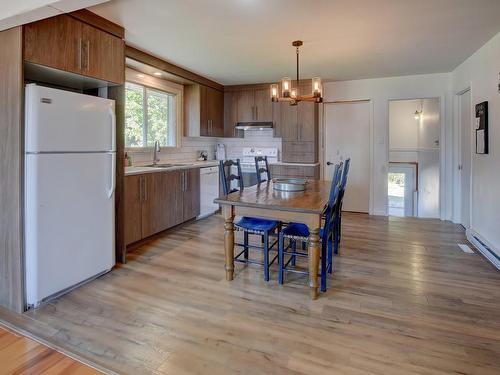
(125, 70), (183, 148)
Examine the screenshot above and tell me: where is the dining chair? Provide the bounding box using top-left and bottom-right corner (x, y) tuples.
(333, 158), (350, 256)
(277, 163), (342, 293)
(219, 159), (280, 281)
(255, 156), (271, 183)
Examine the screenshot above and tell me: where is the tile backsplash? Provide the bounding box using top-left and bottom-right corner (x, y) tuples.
(125, 129), (281, 165)
(126, 137), (217, 165)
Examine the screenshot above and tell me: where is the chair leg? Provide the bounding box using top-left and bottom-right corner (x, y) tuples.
(278, 232), (284, 285)
(334, 215), (341, 255)
(291, 240), (297, 267)
(243, 231), (249, 260)
(327, 238), (333, 274)
(263, 232), (270, 282)
(321, 242), (328, 293)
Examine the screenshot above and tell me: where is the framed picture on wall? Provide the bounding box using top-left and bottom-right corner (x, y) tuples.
(475, 101), (488, 154)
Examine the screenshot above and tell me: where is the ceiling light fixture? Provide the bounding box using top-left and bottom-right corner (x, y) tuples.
(270, 41), (323, 106)
(136, 74), (145, 78)
(153, 72), (162, 76)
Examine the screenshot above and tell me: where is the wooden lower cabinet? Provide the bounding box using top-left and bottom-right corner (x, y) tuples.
(124, 168), (200, 246)
(269, 164), (320, 180)
(124, 174), (142, 245)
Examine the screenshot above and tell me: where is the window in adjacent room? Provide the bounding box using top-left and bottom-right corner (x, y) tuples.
(125, 80), (179, 148)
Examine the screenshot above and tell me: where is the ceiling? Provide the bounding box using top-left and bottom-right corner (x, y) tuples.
(90, 0), (500, 85)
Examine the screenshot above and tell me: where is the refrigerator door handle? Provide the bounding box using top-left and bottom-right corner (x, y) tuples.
(108, 106), (116, 152)
(107, 153), (116, 199)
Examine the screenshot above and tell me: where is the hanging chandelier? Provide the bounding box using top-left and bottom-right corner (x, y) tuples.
(270, 40), (323, 105)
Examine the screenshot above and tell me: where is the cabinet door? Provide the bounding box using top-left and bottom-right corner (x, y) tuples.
(199, 85), (210, 136)
(124, 175), (142, 245)
(236, 90), (255, 122)
(182, 168), (200, 221)
(81, 23), (124, 84)
(206, 87), (224, 137)
(142, 171), (183, 237)
(280, 102), (298, 141)
(24, 15), (82, 75)
(254, 88), (273, 122)
(297, 101), (317, 142)
(272, 102), (282, 137)
(224, 91), (243, 138)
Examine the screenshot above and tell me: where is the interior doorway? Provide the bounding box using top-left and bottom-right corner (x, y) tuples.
(388, 98), (440, 218)
(458, 89), (471, 228)
(388, 163), (417, 217)
(324, 101), (371, 213)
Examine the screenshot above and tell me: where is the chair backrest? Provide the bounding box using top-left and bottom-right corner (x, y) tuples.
(322, 163), (343, 243)
(255, 156), (271, 183)
(340, 158), (350, 191)
(219, 159), (244, 195)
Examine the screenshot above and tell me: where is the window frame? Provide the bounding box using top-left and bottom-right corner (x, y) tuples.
(125, 68), (183, 150)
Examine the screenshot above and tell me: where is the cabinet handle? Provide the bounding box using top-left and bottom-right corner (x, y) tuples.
(77, 38), (82, 70)
(85, 40), (90, 71)
(255, 106), (258, 120)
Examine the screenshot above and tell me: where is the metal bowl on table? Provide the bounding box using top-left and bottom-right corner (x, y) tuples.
(272, 178), (308, 192)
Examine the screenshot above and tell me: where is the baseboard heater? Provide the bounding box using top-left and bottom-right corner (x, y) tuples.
(467, 230), (500, 270)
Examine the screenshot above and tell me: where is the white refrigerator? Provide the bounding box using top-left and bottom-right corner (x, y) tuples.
(25, 84), (116, 308)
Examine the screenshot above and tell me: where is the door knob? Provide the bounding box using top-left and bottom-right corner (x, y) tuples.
(326, 161), (333, 165)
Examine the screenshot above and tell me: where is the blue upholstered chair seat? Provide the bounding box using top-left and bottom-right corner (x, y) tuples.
(235, 217), (280, 233)
(282, 223), (324, 239)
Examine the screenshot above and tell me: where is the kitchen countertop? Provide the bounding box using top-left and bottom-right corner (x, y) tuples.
(269, 162), (320, 167)
(125, 160), (219, 176)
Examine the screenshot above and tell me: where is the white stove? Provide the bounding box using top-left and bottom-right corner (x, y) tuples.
(240, 147), (278, 172)
(237, 147), (278, 187)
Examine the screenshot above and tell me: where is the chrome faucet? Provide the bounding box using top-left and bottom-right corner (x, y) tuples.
(153, 141), (161, 166)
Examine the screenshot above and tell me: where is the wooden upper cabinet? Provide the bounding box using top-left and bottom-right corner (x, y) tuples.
(81, 22), (124, 84)
(206, 87), (224, 137)
(236, 90), (255, 122)
(297, 101), (317, 142)
(254, 88), (273, 122)
(24, 15), (82, 75)
(24, 14), (124, 84)
(280, 102), (298, 141)
(185, 84), (223, 137)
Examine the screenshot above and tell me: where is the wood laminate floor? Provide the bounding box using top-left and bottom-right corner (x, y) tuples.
(1, 213), (499, 374)
(0, 326), (101, 374)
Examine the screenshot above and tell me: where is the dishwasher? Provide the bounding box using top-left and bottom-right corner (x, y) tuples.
(198, 166), (219, 219)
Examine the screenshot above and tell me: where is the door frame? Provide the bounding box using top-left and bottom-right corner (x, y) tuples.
(455, 87), (472, 228)
(322, 99), (374, 215)
(386, 96), (445, 219)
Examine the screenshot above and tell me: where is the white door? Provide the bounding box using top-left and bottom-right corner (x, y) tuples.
(324, 101), (371, 213)
(25, 152), (115, 306)
(459, 90), (471, 228)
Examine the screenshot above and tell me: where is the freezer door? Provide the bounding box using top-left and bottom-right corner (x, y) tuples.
(25, 84), (116, 152)
(25, 152), (115, 307)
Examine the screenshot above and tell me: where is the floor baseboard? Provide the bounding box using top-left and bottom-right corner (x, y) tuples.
(466, 229), (500, 270)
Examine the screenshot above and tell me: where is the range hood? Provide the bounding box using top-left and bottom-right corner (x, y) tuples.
(235, 122), (273, 130)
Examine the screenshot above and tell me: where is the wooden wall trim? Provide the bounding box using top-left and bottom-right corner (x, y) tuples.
(0, 26), (24, 313)
(224, 79), (313, 92)
(125, 45), (223, 91)
(70, 9), (124, 39)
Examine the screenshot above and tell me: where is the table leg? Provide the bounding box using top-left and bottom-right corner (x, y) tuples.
(308, 228), (320, 300)
(223, 205), (235, 281)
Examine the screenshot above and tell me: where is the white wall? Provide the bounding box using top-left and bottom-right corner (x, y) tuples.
(451, 32), (500, 259)
(322, 73), (452, 217)
(389, 99), (420, 150)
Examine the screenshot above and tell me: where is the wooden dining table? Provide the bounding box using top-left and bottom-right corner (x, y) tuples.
(214, 179), (332, 300)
